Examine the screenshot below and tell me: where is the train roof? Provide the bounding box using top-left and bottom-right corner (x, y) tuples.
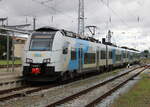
(35, 26), (59, 32)
(35, 26), (139, 52)
(121, 46), (139, 52)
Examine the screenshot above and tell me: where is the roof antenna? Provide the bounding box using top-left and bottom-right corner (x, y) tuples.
(86, 25), (97, 38)
(106, 30), (113, 43)
(33, 17), (36, 30)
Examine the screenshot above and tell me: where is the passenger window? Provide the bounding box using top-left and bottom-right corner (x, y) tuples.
(62, 42), (69, 54)
(71, 48), (76, 60)
(109, 51), (112, 59)
(84, 53), (96, 64)
(63, 47), (68, 54)
(101, 50), (106, 59)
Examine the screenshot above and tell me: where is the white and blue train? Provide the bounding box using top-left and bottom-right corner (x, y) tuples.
(22, 26), (140, 81)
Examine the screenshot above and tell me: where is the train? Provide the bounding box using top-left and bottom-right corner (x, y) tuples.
(22, 26), (140, 81)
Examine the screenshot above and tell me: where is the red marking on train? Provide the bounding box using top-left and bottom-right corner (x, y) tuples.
(32, 68), (41, 74)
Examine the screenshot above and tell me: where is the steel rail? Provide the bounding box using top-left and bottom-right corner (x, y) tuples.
(46, 66), (146, 107)
(85, 66), (149, 107)
(0, 84), (58, 102)
(0, 64), (21, 68)
(0, 85), (29, 95)
(0, 79), (24, 86)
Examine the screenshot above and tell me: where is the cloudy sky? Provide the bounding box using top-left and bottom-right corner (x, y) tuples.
(0, 0), (150, 51)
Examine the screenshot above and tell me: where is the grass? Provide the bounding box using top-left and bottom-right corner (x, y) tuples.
(0, 59), (22, 65)
(111, 72), (150, 107)
(140, 58), (150, 64)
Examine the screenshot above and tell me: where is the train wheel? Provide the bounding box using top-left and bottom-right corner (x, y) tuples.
(60, 72), (68, 82)
(69, 71), (76, 79)
(109, 65), (113, 71)
(73, 70), (78, 77)
(101, 67), (105, 72)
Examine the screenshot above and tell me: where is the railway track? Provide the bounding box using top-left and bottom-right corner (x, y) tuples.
(0, 77), (25, 91)
(0, 83), (59, 102)
(0, 79), (24, 87)
(0, 64), (21, 69)
(0, 67), (123, 102)
(0, 64), (145, 105)
(0, 70), (106, 103)
(46, 65), (149, 107)
(0, 85), (29, 95)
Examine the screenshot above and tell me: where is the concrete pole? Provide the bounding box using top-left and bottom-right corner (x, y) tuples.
(33, 17), (36, 30)
(5, 18), (9, 71)
(11, 32), (15, 72)
(7, 34), (9, 71)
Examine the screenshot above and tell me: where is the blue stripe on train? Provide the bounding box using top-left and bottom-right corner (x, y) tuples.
(68, 39), (89, 70)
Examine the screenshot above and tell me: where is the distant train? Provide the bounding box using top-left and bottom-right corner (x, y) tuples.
(22, 26), (140, 81)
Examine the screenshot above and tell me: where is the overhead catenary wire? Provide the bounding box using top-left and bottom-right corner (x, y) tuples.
(98, 0), (130, 28)
(40, 0), (54, 4)
(99, 0), (145, 27)
(32, 0), (76, 18)
(96, 0), (147, 48)
(32, 0), (61, 14)
(31, 0), (77, 31)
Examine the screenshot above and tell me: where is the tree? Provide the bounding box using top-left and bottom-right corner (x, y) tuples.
(143, 50), (149, 58)
(0, 30), (12, 60)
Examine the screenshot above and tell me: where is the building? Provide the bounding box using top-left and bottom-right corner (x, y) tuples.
(13, 37), (27, 58)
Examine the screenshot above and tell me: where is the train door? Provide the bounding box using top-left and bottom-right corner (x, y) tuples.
(106, 45), (108, 67)
(96, 47), (100, 70)
(121, 50), (124, 65)
(112, 48), (116, 66)
(78, 47), (83, 72)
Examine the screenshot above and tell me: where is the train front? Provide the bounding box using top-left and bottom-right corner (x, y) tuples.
(22, 27), (60, 81)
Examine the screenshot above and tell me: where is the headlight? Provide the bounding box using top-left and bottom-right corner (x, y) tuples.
(26, 58), (33, 63)
(43, 58), (51, 64)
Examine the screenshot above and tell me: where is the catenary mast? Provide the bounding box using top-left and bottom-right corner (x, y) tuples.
(78, 0), (84, 35)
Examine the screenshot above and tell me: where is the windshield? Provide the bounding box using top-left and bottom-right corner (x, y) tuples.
(29, 32), (55, 51)
(30, 38), (53, 51)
